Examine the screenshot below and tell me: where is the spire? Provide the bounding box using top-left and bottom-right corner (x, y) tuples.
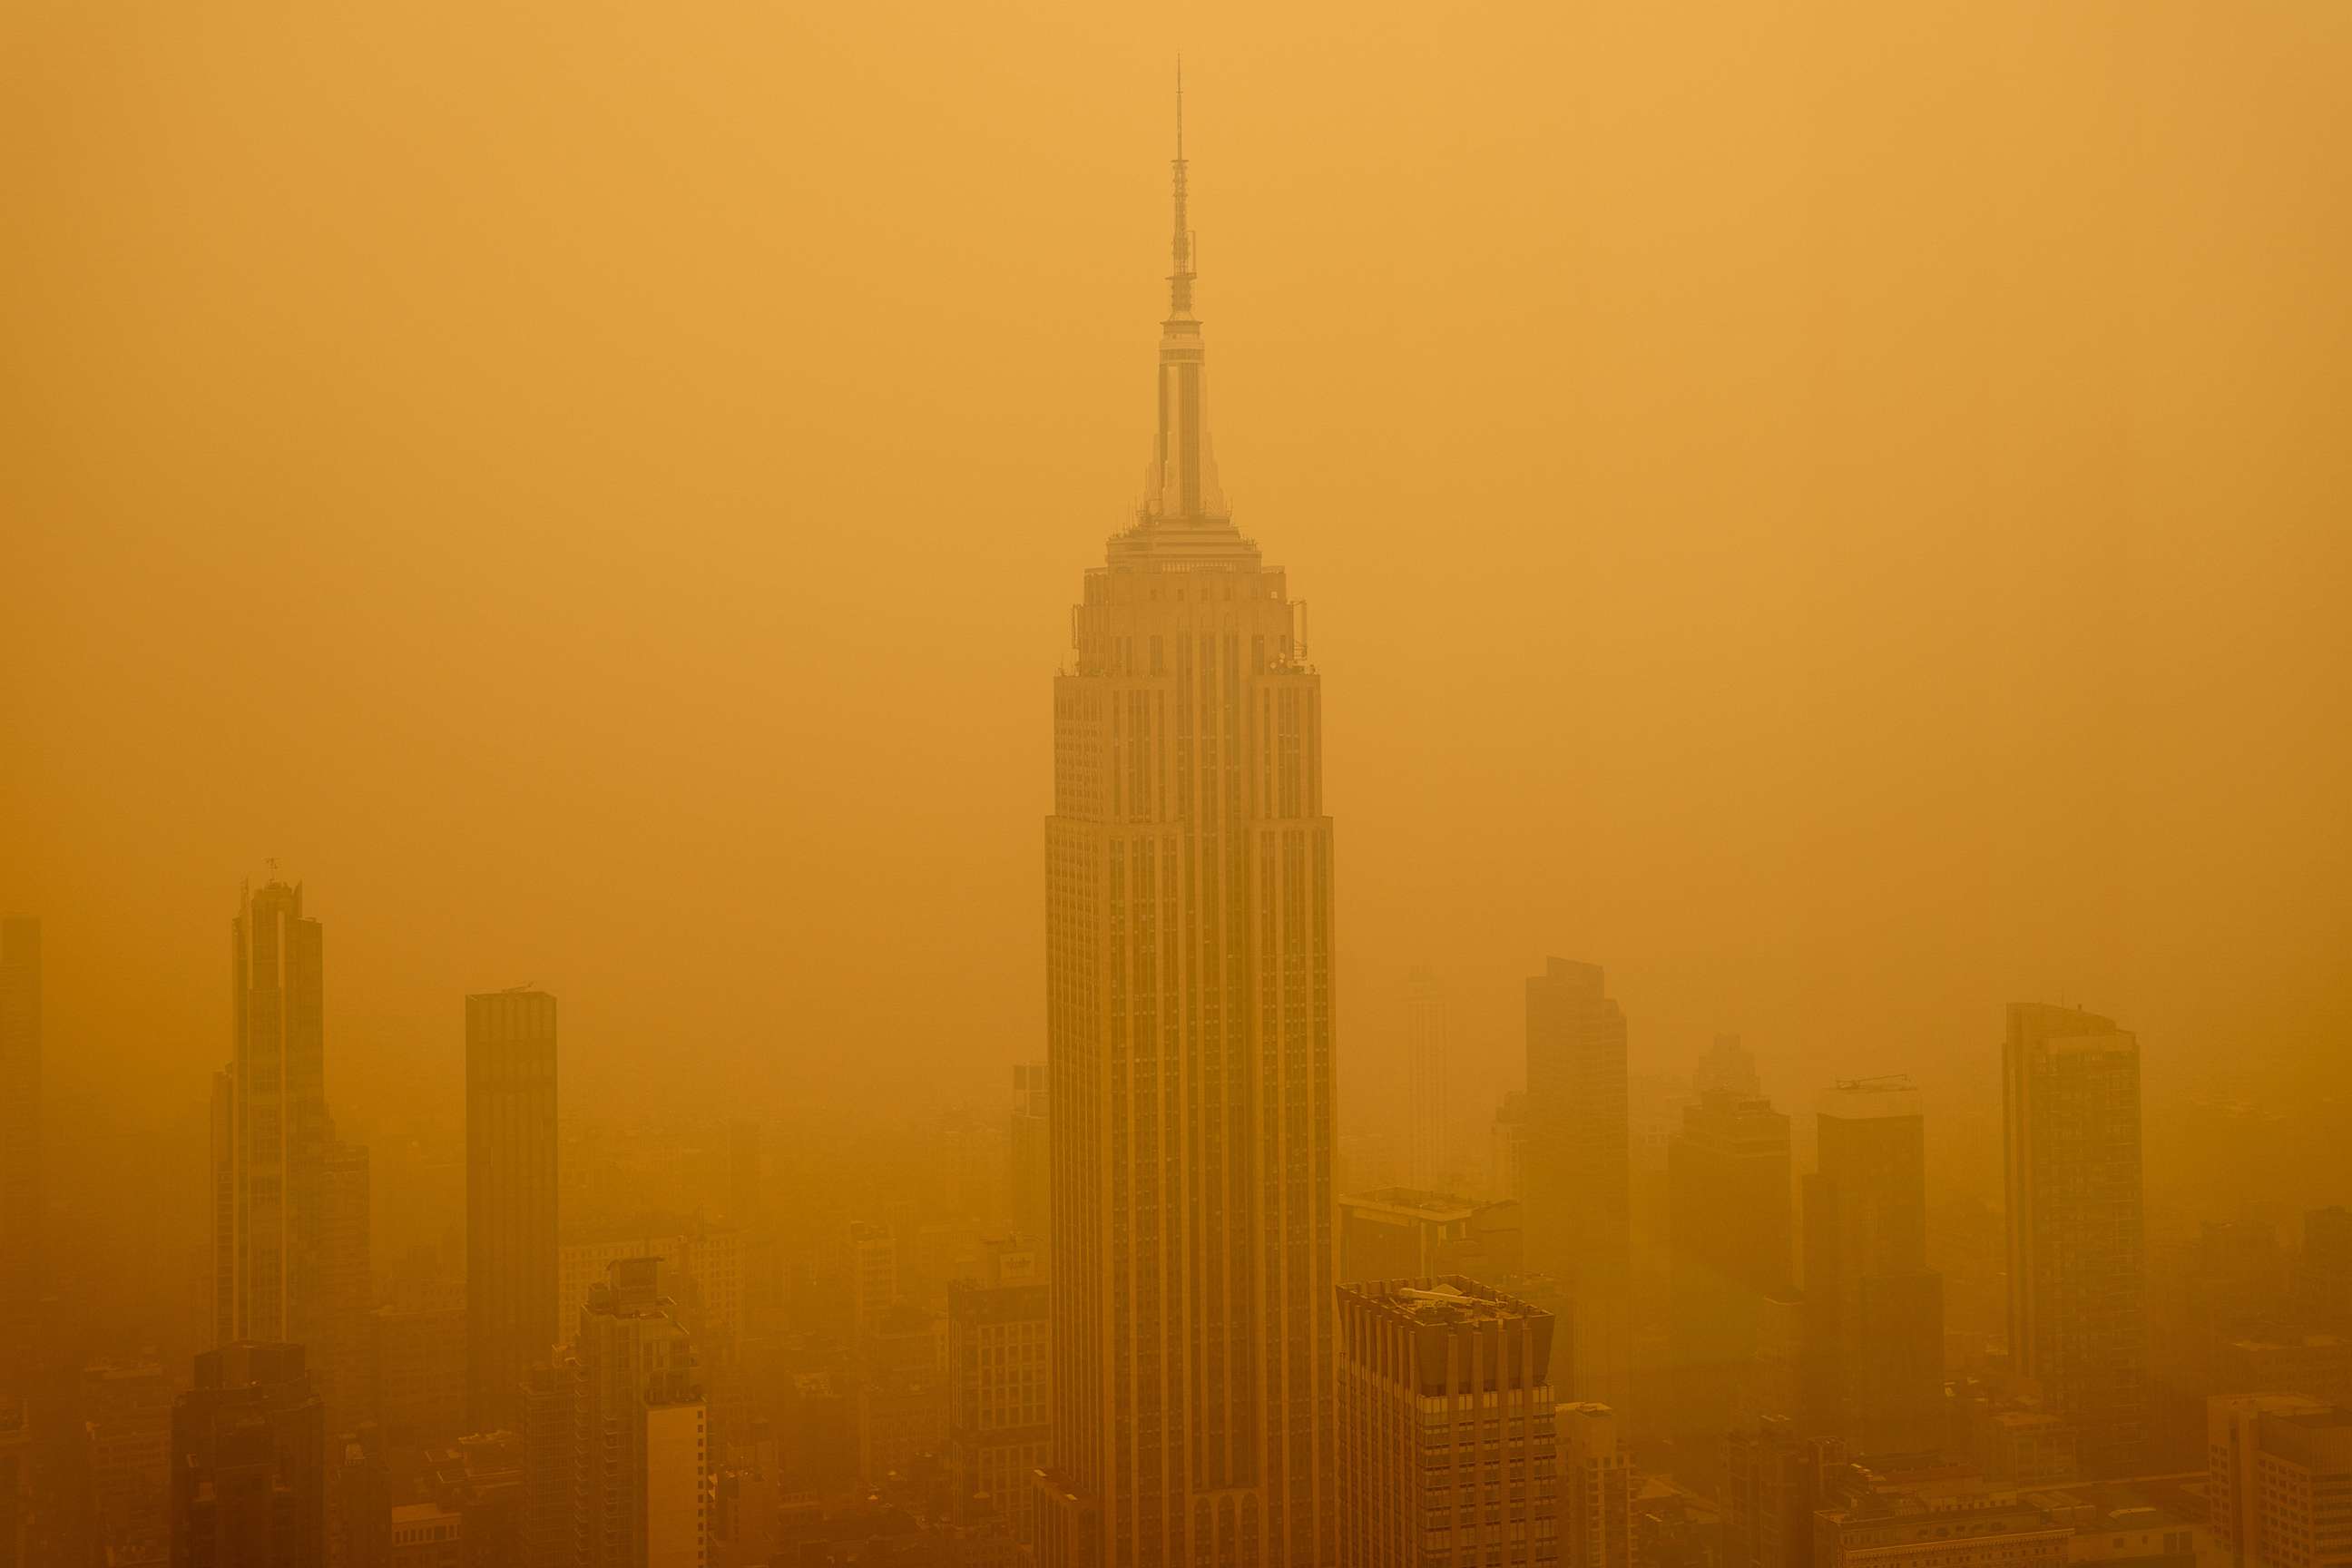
(1169, 60), (1194, 320)
(1143, 61), (1225, 523)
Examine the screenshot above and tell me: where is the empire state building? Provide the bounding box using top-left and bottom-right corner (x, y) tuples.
(1036, 94), (1337, 1568)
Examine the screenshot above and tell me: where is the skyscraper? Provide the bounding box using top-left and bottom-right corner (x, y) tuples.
(1525, 958), (1632, 1410)
(1668, 1090), (1793, 1457)
(2206, 1394), (2351, 1568)
(1336, 1279), (1558, 1567)
(1804, 1079), (1943, 1458)
(212, 883), (333, 1357)
(2003, 1003), (2148, 1477)
(467, 987), (560, 1434)
(0, 916), (39, 1377)
(1557, 1402), (1633, 1568)
(169, 1341), (327, 1568)
(947, 1239), (1051, 1542)
(524, 1259), (707, 1568)
(1406, 969), (1450, 1191)
(1036, 89), (1337, 1568)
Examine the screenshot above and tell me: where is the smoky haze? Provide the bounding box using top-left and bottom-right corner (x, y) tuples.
(4, 0), (2347, 1169)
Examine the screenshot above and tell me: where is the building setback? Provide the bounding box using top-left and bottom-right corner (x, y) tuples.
(1524, 958), (1632, 1411)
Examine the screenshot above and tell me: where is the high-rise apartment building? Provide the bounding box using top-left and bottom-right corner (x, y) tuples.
(169, 1341), (327, 1568)
(947, 1240), (1050, 1542)
(1336, 1279), (1558, 1568)
(1668, 1091), (1792, 1453)
(1035, 97), (1336, 1568)
(524, 1259), (707, 1568)
(1406, 970), (1450, 1191)
(467, 988), (559, 1434)
(1525, 959), (1632, 1410)
(2207, 1394), (2352, 1568)
(0, 917), (39, 1365)
(2003, 1004), (2148, 1477)
(1805, 1079), (1944, 1458)
(1557, 1402), (1632, 1568)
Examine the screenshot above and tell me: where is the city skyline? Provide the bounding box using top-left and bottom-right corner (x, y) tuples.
(3, 15), (2349, 1568)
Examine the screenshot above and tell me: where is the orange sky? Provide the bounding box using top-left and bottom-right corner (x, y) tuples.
(4, 2), (2347, 1160)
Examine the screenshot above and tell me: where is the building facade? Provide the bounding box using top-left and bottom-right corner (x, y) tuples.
(2003, 1004), (2148, 1477)
(524, 1259), (707, 1568)
(1036, 100), (1337, 1568)
(1336, 1279), (1558, 1568)
(1668, 1091), (1793, 1454)
(947, 1242), (1050, 1541)
(466, 988), (560, 1434)
(1805, 1079), (1944, 1459)
(169, 1341), (327, 1568)
(2206, 1394), (2352, 1568)
(1524, 959), (1632, 1410)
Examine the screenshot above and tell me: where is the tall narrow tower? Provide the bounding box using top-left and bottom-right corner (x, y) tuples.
(467, 988), (560, 1433)
(1036, 81), (1337, 1568)
(2004, 1003), (2147, 1477)
(213, 881), (329, 1352)
(1524, 958), (1632, 1410)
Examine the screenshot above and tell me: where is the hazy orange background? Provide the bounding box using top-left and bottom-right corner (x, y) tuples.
(5, 3), (2347, 1175)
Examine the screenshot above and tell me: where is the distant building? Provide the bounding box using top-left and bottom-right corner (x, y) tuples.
(374, 1282), (467, 1446)
(1721, 1416), (1845, 1568)
(2004, 1004), (2148, 1477)
(1559, 1402), (1633, 1568)
(0, 916), (40, 1356)
(1806, 1079), (1945, 1459)
(169, 1341), (327, 1568)
(2206, 1394), (2352, 1568)
(211, 881), (371, 1430)
(1337, 1189), (1524, 1285)
(1669, 1091), (1793, 1456)
(1812, 1489), (2071, 1568)
(1336, 1278), (1558, 1566)
(946, 1241), (1048, 1542)
(1525, 958), (1632, 1409)
(466, 988), (559, 1435)
(1692, 1035), (1759, 1100)
(2298, 1208), (2352, 1335)
(1406, 970), (1451, 1191)
(523, 1259), (707, 1568)
(84, 1359), (172, 1563)
(320, 1142), (373, 1436)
